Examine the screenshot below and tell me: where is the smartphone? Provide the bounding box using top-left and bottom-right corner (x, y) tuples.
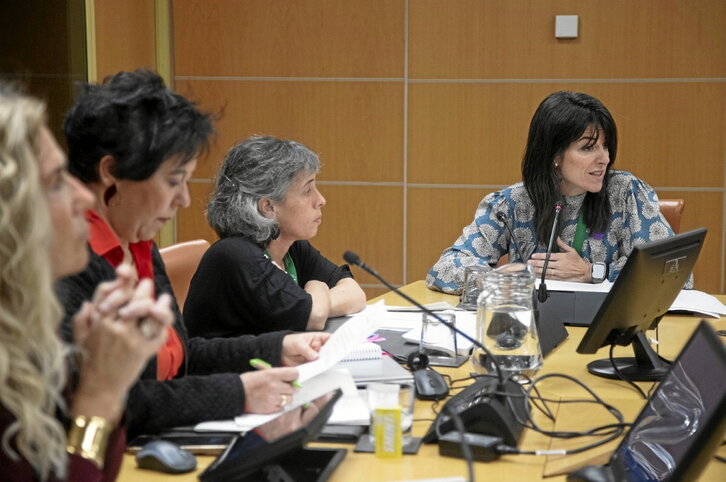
(127, 432), (237, 455)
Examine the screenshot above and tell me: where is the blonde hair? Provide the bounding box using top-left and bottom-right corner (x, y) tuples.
(0, 85), (68, 479)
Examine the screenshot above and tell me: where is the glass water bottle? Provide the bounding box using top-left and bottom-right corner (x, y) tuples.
(472, 263), (543, 380)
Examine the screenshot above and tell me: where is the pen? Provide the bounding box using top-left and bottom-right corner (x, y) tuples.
(249, 358), (302, 388)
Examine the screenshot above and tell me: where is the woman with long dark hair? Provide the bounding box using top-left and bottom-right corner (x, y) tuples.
(427, 91), (683, 293)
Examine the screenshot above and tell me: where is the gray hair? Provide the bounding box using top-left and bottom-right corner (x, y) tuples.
(207, 135), (320, 243)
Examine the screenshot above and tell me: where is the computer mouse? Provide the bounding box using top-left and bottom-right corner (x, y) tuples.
(135, 439), (197, 474)
(414, 368), (449, 401)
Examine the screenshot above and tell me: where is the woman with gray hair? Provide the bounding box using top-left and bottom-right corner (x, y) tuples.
(184, 136), (366, 337)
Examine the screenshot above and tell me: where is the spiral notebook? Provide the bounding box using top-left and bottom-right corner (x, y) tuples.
(340, 342), (383, 362)
(336, 343), (412, 386)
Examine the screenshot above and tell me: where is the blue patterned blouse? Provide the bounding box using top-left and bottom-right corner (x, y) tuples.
(426, 170), (686, 294)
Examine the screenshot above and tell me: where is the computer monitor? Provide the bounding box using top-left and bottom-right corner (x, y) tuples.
(577, 228), (707, 381)
(568, 321), (726, 481)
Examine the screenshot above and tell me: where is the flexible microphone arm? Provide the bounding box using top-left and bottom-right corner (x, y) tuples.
(343, 250), (504, 385)
(537, 202), (563, 303)
(496, 211), (525, 262)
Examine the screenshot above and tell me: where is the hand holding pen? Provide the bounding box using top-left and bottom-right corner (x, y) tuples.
(239, 359), (300, 413)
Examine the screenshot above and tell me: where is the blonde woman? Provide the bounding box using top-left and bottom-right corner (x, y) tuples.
(0, 85), (172, 481)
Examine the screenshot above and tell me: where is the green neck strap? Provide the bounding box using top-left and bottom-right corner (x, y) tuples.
(572, 211), (587, 256)
(264, 249), (299, 285)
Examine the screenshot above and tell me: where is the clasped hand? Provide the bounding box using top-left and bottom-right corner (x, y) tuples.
(527, 237), (591, 282)
(70, 264), (173, 422)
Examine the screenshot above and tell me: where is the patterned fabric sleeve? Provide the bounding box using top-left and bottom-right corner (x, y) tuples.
(607, 172), (693, 288)
(426, 190), (509, 294)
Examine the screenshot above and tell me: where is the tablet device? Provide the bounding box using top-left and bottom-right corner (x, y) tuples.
(199, 388), (344, 482)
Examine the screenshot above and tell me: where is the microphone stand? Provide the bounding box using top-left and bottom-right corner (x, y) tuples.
(537, 202), (563, 303)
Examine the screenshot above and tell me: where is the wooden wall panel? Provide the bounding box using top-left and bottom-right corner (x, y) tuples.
(175, 80), (404, 181)
(168, 0), (726, 294)
(407, 187), (496, 283)
(177, 182), (217, 243)
(94, 0), (156, 80)
(314, 186), (404, 287)
(173, 0), (404, 77)
(410, 0), (726, 79)
(409, 83), (725, 187)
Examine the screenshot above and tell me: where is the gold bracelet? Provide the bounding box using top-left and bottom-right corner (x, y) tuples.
(66, 415), (111, 469)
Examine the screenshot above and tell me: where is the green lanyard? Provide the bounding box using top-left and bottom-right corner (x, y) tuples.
(572, 211), (587, 256)
(264, 249), (299, 285)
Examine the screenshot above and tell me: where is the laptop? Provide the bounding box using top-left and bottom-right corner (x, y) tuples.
(567, 321), (726, 481)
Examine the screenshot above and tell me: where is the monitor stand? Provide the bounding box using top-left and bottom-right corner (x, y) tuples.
(586, 332), (671, 382)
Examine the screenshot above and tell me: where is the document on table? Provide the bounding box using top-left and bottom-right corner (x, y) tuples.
(295, 301), (384, 382)
(194, 369), (369, 432)
(670, 289), (726, 318)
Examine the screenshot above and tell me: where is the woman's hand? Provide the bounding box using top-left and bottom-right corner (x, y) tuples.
(527, 237), (591, 282)
(241, 367), (300, 413)
(280, 332), (331, 366)
(71, 267), (173, 423)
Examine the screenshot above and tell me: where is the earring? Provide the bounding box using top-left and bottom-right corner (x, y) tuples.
(554, 163), (559, 168)
(103, 185), (117, 206)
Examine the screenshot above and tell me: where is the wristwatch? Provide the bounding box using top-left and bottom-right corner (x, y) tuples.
(591, 262), (607, 283)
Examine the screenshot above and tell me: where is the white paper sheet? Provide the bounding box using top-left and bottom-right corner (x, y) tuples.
(295, 302), (384, 382)
(194, 369), (368, 432)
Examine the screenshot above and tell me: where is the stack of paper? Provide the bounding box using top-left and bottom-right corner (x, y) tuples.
(669, 290), (726, 318)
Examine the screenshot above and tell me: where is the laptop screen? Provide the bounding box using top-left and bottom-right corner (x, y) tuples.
(609, 322), (726, 481)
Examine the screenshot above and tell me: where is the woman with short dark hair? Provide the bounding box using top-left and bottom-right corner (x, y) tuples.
(427, 91), (684, 293)
(56, 71), (330, 439)
(184, 136), (366, 338)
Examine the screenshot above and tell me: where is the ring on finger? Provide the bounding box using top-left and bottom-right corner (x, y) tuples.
(139, 319), (158, 339)
(280, 393), (289, 407)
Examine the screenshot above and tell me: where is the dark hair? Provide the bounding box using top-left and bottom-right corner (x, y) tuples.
(521, 91), (617, 245)
(63, 69), (213, 183)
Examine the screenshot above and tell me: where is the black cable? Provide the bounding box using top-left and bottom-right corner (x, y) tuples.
(608, 344), (648, 399)
(497, 373), (628, 456)
(443, 404), (475, 482)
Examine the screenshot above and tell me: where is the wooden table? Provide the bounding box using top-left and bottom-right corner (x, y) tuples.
(118, 281), (726, 481)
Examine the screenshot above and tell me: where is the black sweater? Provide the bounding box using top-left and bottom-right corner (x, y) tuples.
(55, 245), (288, 438)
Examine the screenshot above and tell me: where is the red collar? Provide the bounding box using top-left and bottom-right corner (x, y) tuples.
(86, 210), (155, 280)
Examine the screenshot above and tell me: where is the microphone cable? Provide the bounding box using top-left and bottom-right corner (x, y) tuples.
(496, 211), (525, 262)
(494, 373), (628, 456)
(608, 344), (648, 399)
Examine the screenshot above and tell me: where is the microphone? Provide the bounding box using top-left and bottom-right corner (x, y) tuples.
(495, 212), (524, 262)
(343, 250), (504, 385)
(537, 202), (564, 303)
